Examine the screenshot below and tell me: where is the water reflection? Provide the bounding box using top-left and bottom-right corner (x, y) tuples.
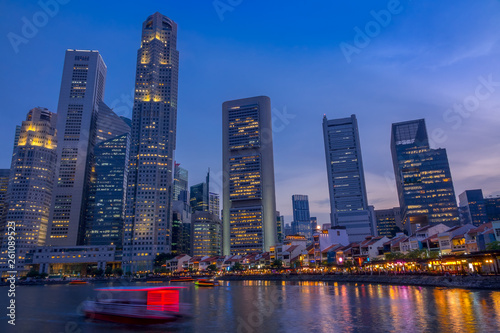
(1, 281), (500, 332)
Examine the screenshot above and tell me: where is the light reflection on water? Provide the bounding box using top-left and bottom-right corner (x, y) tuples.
(1, 281), (500, 333)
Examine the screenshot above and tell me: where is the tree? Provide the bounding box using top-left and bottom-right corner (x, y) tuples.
(113, 268), (123, 277)
(26, 268), (39, 278)
(385, 252), (405, 260)
(92, 268), (104, 277)
(154, 253), (175, 268)
(271, 259), (283, 269)
(105, 266), (113, 276)
(207, 264), (217, 272)
(231, 262), (244, 271)
(40, 272), (48, 279)
(486, 241), (500, 250)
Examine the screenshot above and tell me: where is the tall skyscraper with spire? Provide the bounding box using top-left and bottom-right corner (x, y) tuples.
(123, 13), (179, 272)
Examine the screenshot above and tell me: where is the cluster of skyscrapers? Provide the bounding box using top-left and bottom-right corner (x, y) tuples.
(0, 12), (498, 276)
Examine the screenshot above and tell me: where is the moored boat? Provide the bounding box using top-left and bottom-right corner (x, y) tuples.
(69, 280), (88, 285)
(194, 279), (219, 287)
(170, 277), (195, 282)
(82, 286), (190, 325)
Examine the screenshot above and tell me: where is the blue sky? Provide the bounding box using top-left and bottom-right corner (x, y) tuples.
(1, 0), (500, 225)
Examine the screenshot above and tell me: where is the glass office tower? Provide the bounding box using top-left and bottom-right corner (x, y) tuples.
(391, 119), (459, 233)
(291, 195), (312, 241)
(222, 96), (277, 255)
(85, 133), (130, 247)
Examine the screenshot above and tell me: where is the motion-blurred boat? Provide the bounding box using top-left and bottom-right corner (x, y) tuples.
(82, 286), (190, 325)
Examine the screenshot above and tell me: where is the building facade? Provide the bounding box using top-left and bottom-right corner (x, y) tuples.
(123, 13), (179, 272)
(191, 211), (222, 257)
(209, 192), (220, 218)
(459, 190), (488, 227)
(222, 96), (277, 255)
(0, 108), (57, 272)
(48, 50), (108, 246)
(190, 171), (209, 213)
(85, 132), (130, 248)
(173, 162), (188, 203)
(322, 114), (374, 242)
(391, 119), (460, 233)
(291, 195), (312, 241)
(0, 169), (9, 230)
(375, 207), (402, 238)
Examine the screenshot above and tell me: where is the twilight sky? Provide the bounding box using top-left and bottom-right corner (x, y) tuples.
(1, 0), (500, 226)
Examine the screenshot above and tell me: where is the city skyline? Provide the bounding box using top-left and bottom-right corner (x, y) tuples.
(1, 1), (500, 227)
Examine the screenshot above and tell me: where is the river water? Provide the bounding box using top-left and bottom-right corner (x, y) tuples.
(2, 280), (500, 332)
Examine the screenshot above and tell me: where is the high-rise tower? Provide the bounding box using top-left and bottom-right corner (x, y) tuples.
(391, 119), (459, 233)
(222, 96), (277, 255)
(322, 114), (374, 242)
(123, 13), (179, 272)
(48, 50), (107, 246)
(0, 108), (57, 272)
(291, 195), (312, 241)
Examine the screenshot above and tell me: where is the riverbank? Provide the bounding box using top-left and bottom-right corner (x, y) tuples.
(217, 274), (500, 290)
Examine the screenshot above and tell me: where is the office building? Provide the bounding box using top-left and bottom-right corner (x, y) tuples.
(459, 190), (488, 227)
(322, 115), (374, 242)
(47, 50), (108, 246)
(171, 211), (191, 256)
(173, 163), (189, 203)
(85, 132), (130, 248)
(485, 196), (500, 222)
(191, 211), (221, 257)
(277, 214), (284, 243)
(310, 217), (318, 234)
(391, 119), (460, 233)
(0, 169), (9, 228)
(123, 13), (179, 272)
(291, 195), (312, 241)
(0, 108), (57, 272)
(190, 171), (209, 213)
(375, 207), (402, 238)
(209, 192), (220, 218)
(222, 96), (277, 255)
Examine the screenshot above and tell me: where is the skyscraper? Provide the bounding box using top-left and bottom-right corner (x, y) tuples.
(391, 119), (460, 233)
(322, 114), (374, 242)
(310, 217), (318, 234)
(191, 211), (222, 257)
(85, 132), (130, 247)
(47, 51), (130, 247)
(47, 50), (107, 246)
(459, 190), (488, 227)
(209, 192), (220, 218)
(173, 162), (188, 203)
(190, 171), (209, 213)
(222, 96), (277, 255)
(375, 207), (402, 238)
(123, 13), (179, 272)
(277, 214), (284, 243)
(291, 195), (312, 241)
(0, 169), (9, 228)
(0, 108), (57, 272)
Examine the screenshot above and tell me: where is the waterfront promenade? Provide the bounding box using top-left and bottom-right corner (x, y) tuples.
(218, 273), (500, 289)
